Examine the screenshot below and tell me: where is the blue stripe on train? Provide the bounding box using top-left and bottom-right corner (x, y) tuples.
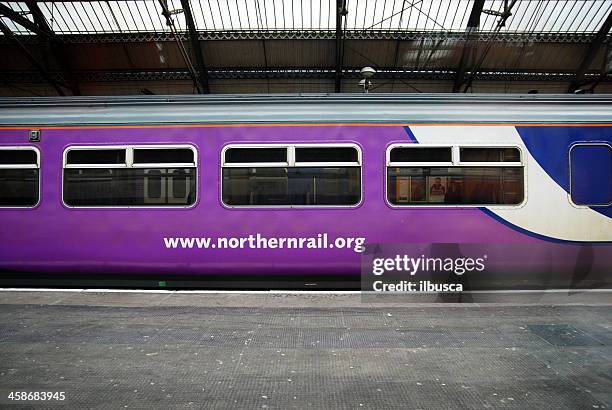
(516, 126), (612, 218)
(402, 126), (418, 143)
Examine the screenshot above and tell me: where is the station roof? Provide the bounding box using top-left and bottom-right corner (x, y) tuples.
(0, 0), (611, 96)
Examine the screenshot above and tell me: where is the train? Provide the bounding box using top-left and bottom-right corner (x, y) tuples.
(0, 94), (611, 287)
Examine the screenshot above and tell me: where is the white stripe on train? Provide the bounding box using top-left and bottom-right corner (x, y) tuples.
(408, 125), (612, 242)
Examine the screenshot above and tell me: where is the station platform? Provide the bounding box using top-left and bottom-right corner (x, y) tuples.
(0, 290), (611, 409)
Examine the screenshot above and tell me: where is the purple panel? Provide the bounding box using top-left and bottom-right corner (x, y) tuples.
(0, 125), (545, 276)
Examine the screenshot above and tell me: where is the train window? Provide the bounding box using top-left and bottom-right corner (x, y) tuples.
(0, 147), (40, 207)
(389, 147), (452, 163)
(0, 149), (37, 165)
(570, 144), (612, 206)
(387, 145), (524, 206)
(224, 147), (287, 164)
(222, 144), (361, 207)
(460, 147), (521, 163)
(63, 146), (197, 207)
(66, 149), (126, 165)
(133, 148), (195, 165)
(295, 147), (359, 163)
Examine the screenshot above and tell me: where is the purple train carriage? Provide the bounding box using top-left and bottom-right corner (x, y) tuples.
(0, 94), (610, 286)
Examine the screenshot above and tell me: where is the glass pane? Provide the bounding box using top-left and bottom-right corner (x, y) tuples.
(0, 149), (37, 165)
(223, 168), (288, 205)
(289, 168), (361, 205)
(147, 170), (162, 199)
(67, 149), (126, 165)
(571, 145), (612, 205)
(172, 169), (187, 198)
(133, 148), (194, 164)
(387, 167), (524, 205)
(295, 147), (358, 163)
(222, 167), (361, 206)
(225, 148), (287, 163)
(0, 169), (39, 206)
(390, 147), (451, 163)
(63, 168), (196, 206)
(460, 148), (521, 162)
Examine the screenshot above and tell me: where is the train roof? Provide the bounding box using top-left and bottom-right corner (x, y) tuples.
(0, 94), (611, 127)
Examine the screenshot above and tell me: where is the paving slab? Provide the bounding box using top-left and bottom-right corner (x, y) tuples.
(0, 291), (610, 409)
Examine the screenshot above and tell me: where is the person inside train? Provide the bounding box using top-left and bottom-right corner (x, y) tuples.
(430, 177), (446, 196)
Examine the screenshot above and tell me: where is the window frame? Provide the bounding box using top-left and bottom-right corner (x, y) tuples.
(568, 142), (612, 208)
(62, 144), (198, 209)
(386, 144), (454, 167)
(385, 143), (527, 209)
(220, 143), (363, 209)
(0, 146), (41, 209)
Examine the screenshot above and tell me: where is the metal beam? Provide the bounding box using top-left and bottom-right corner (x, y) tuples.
(568, 8), (612, 93)
(334, 0), (346, 93)
(179, 0), (209, 93)
(460, 0), (518, 93)
(453, 0), (484, 92)
(0, 3), (52, 37)
(0, 20), (66, 95)
(4, 67), (609, 83)
(24, 1), (81, 95)
(390, 38), (402, 93)
(158, 0), (202, 93)
(25, 1), (48, 29)
(0, 30), (602, 45)
(0, 2), (80, 95)
(588, 43), (612, 92)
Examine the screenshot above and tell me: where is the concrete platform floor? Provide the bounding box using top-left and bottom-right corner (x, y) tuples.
(0, 290), (611, 409)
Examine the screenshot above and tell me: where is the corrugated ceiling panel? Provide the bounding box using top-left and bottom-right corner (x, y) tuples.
(265, 40), (335, 68)
(203, 40), (267, 67)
